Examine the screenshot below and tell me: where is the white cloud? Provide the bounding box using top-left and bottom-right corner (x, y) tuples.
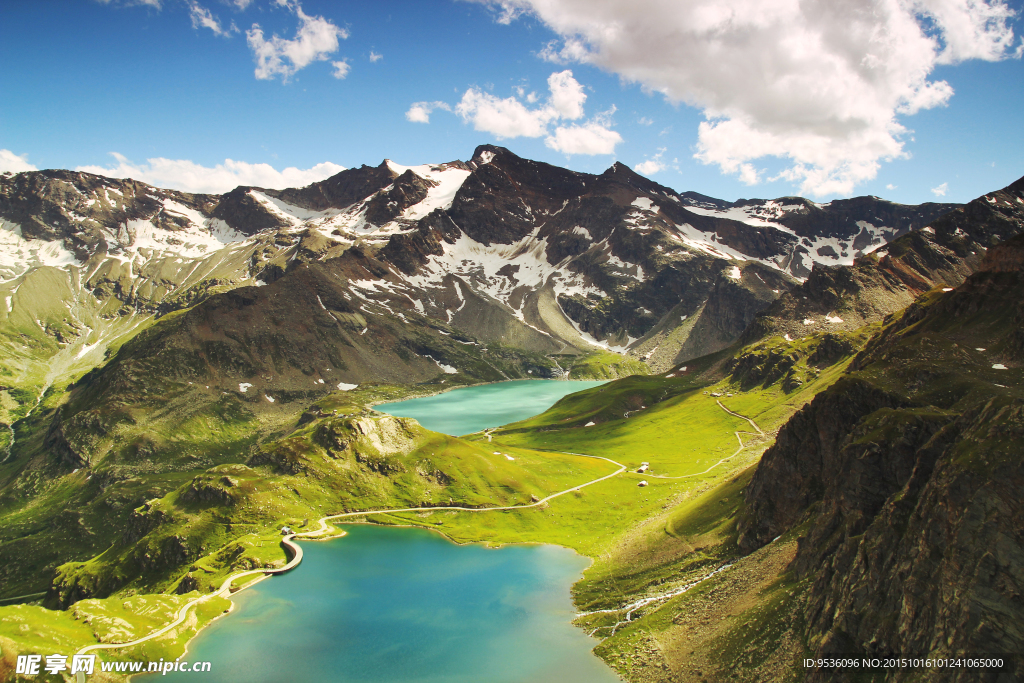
(187, 1), (231, 37)
(546, 69), (587, 119)
(421, 69), (620, 154)
(232, 0), (254, 9)
(0, 150), (38, 174)
(479, 0), (1020, 196)
(406, 101), (452, 124)
(738, 163), (761, 186)
(538, 37), (589, 63)
(331, 60), (350, 79)
(546, 121), (622, 154)
(75, 153), (345, 194)
(886, 183), (897, 190)
(246, 2), (348, 81)
(931, 182), (949, 197)
(634, 148), (667, 175)
(369, 51), (383, 62)
(95, 0), (162, 7)
(637, 116), (653, 126)
(491, 3), (527, 24)
(455, 88), (559, 138)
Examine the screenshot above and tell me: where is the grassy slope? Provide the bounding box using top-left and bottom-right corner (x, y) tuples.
(0, 326), (864, 681)
(563, 350), (651, 380)
(0, 593), (231, 682)
(373, 330), (869, 682)
(49, 409), (620, 599)
(588, 278), (1022, 682)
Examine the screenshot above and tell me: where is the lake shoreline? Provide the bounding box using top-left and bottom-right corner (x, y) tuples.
(372, 378), (608, 437)
(123, 379), (618, 681)
(151, 524), (621, 683)
(363, 375), (577, 415)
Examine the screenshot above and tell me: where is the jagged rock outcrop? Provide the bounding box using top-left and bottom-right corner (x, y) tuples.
(738, 378), (910, 551)
(738, 231), (1024, 680)
(179, 475), (238, 506)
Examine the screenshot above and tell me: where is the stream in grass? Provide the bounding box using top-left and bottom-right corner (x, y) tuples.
(375, 379), (608, 436)
(154, 380), (619, 682)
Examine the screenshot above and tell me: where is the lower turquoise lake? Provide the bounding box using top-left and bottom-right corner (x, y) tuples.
(375, 379), (608, 436)
(152, 380), (621, 682)
(157, 525), (620, 682)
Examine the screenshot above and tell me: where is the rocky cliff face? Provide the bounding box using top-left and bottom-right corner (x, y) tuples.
(738, 232), (1024, 680)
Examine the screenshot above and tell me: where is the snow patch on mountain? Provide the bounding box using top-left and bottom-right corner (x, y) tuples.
(631, 197), (656, 211)
(123, 206), (248, 258)
(385, 161), (472, 221)
(671, 222), (757, 262)
(0, 219), (82, 281)
(249, 191), (334, 226)
(683, 202), (797, 235)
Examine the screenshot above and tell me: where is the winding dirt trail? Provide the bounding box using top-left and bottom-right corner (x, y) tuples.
(644, 400), (765, 480)
(76, 452), (626, 656)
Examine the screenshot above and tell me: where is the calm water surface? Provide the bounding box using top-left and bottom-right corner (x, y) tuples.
(375, 379), (608, 436)
(159, 525), (620, 683)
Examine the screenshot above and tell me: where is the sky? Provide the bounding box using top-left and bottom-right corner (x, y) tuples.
(1, 0), (1023, 205)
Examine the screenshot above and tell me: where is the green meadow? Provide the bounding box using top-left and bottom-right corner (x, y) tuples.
(0, 328), (866, 677)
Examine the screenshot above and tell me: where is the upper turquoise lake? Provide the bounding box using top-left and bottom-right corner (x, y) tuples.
(375, 379), (608, 435)
(155, 525), (620, 683)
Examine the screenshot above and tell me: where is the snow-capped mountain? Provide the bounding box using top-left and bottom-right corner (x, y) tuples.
(0, 145), (958, 418)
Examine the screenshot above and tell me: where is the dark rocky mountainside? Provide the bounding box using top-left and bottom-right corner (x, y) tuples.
(738, 232), (1024, 680)
(742, 175), (1024, 343)
(1, 146), (957, 392)
(8, 147), (970, 475)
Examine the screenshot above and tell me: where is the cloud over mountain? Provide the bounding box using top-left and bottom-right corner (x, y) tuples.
(75, 153), (345, 194)
(479, 0), (1020, 195)
(413, 70), (621, 155)
(0, 150), (37, 175)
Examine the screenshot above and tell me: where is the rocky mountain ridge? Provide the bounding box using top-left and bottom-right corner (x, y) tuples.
(741, 175), (1024, 343)
(1, 146), (958, 403)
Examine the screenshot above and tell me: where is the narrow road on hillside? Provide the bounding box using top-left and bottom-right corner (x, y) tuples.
(76, 451), (626, 656)
(644, 400), (765, 480)
(75, 403), (764, 656)
(715, 400), (765, 436)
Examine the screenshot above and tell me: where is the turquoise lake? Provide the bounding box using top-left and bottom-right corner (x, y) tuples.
(375, 379), (608, 436)
(157, 525), (620, 683)
(152, 380), (621, 683)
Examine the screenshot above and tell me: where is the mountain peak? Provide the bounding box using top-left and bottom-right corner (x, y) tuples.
(470, 144), (514, 166)
(600, 160), (677, 196)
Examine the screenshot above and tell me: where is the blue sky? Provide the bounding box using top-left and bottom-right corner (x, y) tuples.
(1, 0), (1022, 204)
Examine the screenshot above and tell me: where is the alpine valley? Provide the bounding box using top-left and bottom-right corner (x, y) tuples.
(1, 145), (1022, 682)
